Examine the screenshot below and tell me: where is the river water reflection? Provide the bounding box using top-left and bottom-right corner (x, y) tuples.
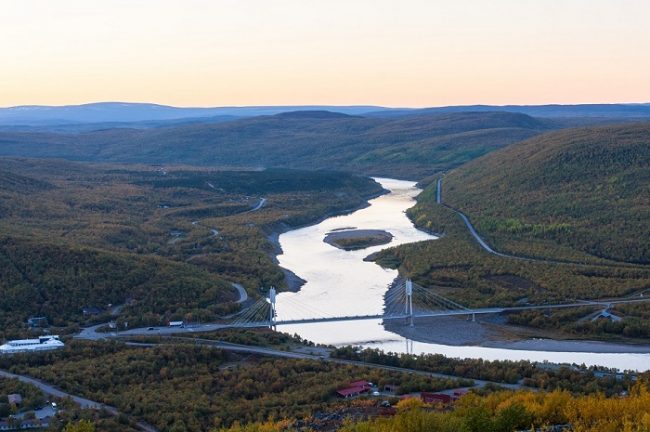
(276, 178), (650, 371)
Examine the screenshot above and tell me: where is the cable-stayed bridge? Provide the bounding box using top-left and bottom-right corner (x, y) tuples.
(226, 279), (650, 329)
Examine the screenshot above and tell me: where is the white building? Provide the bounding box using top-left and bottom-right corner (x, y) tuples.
(0, 335), (64, 354)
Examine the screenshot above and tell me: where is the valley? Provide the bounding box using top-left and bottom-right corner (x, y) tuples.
(1, 109), (649, 432)
(3, 2), (650, 430)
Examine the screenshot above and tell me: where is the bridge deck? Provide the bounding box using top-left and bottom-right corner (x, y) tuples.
(232, 297), (650, 328)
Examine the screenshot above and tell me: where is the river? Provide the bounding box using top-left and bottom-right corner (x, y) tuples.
(276, 178), (650, 371)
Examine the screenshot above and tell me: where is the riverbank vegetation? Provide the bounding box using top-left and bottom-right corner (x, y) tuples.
(0, 158), (382, 339)
(130, 328), (318, 350)
(331, 347), (639, 395)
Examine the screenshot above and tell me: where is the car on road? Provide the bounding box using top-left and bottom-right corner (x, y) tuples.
(147, 327), (156, 331)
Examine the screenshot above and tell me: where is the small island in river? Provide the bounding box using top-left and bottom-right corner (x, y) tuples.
(324, 229), (393, 251)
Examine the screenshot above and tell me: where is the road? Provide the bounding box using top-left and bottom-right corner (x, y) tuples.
(123, 337), (523, 391)
(245, 197), (267, 213)
(231, 282), (248, 303)
(436, 179), (646, 269)
(75, 294), (650, 340)
(437, 178), (561, 261)
(0, 370), (158, 432)
(1, 338), (521, 430)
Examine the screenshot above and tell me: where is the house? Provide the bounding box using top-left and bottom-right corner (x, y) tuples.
(27, 317), (48, 328)
(7, 394), (22, 407)
(125, 298), (138, 306)
(335, 380), (372, 398)
(421, 392), (452, 404)
(383, 384), (398, 393)
(349, 380), (372, 389)
(336, 386), (368, 398)
(82, 306), (102, 316)
(591, 310), (622, 322)
(0, 418), (49, 431)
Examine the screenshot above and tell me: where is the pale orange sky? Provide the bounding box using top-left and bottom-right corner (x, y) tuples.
(2, 0), (650, 107)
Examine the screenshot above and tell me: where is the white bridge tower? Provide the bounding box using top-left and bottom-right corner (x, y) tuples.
(405, 279), (414, 327)
(268, 287), (277, 328)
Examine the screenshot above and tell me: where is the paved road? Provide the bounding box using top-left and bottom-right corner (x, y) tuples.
(124, 337), (523, 391)
(76, 291), (650, 341)
(436, 179), (646, 269)
(76, 322), (236, 340)
(0, 370), (158, 432)
(231, 282), (248, 303)
(245, 197), (267, 213)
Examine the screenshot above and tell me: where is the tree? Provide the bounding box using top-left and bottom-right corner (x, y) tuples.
(63, 419), (96, 432)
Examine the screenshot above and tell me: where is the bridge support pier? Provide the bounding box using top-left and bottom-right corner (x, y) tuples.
(268, 287), (277, 329)
(405, 279), (414, 327)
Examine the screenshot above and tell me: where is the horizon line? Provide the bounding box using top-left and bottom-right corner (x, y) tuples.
(1, 100), (650, 110)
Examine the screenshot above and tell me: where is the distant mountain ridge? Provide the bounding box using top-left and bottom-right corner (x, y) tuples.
(2, 101), (650, 127)
(0, 102), (383, 126)
(365, 103), (650, 119)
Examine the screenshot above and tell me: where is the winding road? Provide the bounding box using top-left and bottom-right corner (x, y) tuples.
(436, 178), (647, 269)
(231, 282), (248, 303)
(244, 197), (267, 213)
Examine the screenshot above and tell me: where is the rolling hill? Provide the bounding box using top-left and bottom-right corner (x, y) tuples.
(365, 103), (650, 119)
(440, 123), (650, 264)
(0, 111), (549, 178)
(0, 102), (384, 126)
(375, 123), (650, 340)
(3, 101), (650, 128)
(0, 158), (382, 339)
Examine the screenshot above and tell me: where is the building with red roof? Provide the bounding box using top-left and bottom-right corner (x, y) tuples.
(336, 380), (372, 398)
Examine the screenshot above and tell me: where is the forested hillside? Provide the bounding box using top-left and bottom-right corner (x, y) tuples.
(0, 159), (381, 339)
(377, 123), (650, 340)
(441, 123), (650, 264)
(0, 112), (548, 178)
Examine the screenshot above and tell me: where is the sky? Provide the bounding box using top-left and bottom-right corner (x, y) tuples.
(2, 0), (650, 107)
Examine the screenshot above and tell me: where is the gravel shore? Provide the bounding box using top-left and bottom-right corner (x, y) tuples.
(383, 278), (650, 354)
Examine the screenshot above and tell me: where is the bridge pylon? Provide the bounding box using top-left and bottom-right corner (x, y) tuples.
(268, 287), (277, 329)
(405, 279), (414, 327)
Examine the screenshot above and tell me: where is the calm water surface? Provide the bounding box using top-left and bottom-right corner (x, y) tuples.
(276, 178), (650, 371)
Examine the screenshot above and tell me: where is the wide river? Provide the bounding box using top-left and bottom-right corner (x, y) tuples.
(276, 178), (650, 371)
